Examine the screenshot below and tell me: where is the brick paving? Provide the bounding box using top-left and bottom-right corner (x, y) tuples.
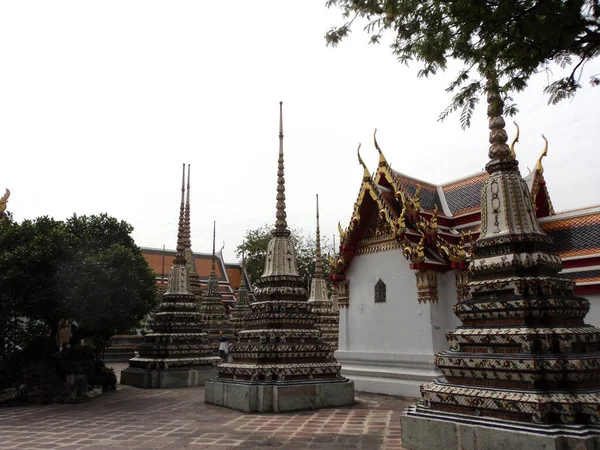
(0, 364), (412, 449)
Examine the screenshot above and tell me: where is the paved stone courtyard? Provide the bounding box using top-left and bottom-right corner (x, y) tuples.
(0, 364), (412, 449)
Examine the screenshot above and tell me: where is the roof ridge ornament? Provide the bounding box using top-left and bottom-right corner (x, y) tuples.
(509, 121), (519, 160)
(373, 128), (388, 167)
(536, 134), (548, 173)
(357, 143), (371, 181)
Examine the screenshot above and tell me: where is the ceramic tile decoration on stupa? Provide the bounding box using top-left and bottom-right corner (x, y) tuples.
(205, 102), (354, 413)
(198, 221), (235, 351)
(182, 164), (204, 301)
(401, 77), (600, 449)
(120, 164), (220, 389)
(229, 249), (252, 336)
(307, 194), (339, 352)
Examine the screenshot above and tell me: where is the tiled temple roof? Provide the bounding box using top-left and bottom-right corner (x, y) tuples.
(336, 149), (599, 293)
(441, 172), (488, 216)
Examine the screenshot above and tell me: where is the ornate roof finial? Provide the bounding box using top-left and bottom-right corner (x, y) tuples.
(314, 194), (323, 279)
(211, 220), (217, 276)
(357, 143), (370, 181)
(509, 121), (520, 160)
(374, 128), (387, 166)
(174, 163), (187, 265)
(274, 101), (290, 236)
(536, 135), (549, 173)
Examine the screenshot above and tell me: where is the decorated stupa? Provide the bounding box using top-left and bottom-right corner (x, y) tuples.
(401, 77), (600, 448)
(229, 249), (252, 336)
(307, 194), (339, 352)
(120, 164), (220, 388)
(198, 221), (234, 352)
(205, 102), (354, 412)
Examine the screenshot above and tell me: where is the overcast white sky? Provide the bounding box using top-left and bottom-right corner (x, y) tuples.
(1, 1), (599, 263)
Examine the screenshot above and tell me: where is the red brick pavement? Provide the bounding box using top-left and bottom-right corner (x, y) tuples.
(0, 364), (412, 449)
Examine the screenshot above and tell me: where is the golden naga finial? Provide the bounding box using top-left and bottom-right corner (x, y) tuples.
(357, 143), (371, 181)
(0, 188), (10, 214)
(373, 128), (387, 166)
(509, 121), (520, 159)
(414, 185), (421, 211)
(338, 221), (346, 243)
(535, 134), (548, 173)
(397, 202), (407, 232)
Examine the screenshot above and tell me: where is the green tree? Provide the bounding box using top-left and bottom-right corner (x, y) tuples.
(325, 0), (600, 127)
(0, 214), (157, 364)
(236, 224), (332, 289)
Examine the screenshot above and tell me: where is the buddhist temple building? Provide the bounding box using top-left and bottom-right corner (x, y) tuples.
(307, 194), (339, 352)
(205, 102), (354, 413)
(401, 78), (600, 448)
(141, 246), (255, 309)
(120, 164), (220, 388)
(331, 127), (600, 398)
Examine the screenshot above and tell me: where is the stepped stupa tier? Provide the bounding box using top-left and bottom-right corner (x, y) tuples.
(199, 221), (234, 350)
(120, 164), (220, 389)
(307, 194), (339, 351)
(229, 249), (252, 335)
(402, 77), (600, 448)
(182, 164), (203, 300)
(205, 102), (354, 412)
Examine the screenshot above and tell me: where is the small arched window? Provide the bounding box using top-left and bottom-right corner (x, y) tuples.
(375, 279), (386, 303)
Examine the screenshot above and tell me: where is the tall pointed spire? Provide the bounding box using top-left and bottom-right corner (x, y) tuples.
(183, 164), (191, 249)
(174, 163), (187, 266)
(314, 194), (323, 279)
(211, 220), (217, 276)
(274, 101), (289, 236)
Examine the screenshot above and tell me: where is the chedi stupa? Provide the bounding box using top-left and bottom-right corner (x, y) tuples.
(120, 164), (220, 389)
(307, 194), (339, 352)
(205, 102), (354, 412)
(401, 77), (600, 449)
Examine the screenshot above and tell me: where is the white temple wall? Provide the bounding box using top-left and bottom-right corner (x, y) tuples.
(335, 249), (459, 398)
(586, 293), (600, 327)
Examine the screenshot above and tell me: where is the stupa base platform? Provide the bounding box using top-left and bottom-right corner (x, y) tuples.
(204, 378), (355, 413)
(401, 405), (600, 450)
(120, 366), (218, 389)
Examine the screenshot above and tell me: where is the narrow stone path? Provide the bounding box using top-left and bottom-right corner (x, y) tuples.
(0, 364), (411, 449)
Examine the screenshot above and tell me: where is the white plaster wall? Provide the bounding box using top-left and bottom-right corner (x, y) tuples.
(335, 248), (465, 397)
(586, 294), (600, 327)
(345, 249), (434, 355)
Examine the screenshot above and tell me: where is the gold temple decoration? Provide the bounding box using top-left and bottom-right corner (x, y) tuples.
(405, 184), (421, 220)
(337, 279), (349, 308)
(436, 231), (473, 264)
(536, 134), (548, 173)
(416, 204), (438, 242)
(401, 231), (426, 264)
(415, 271), (439, 304)
(509, 121), (519, 160)
(0, 188), (10, 215)
(374, 128), (387, 166)
(357, 143), (371, 181)
(338, 221), (346, 244)
(454, 270), (470, 302)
